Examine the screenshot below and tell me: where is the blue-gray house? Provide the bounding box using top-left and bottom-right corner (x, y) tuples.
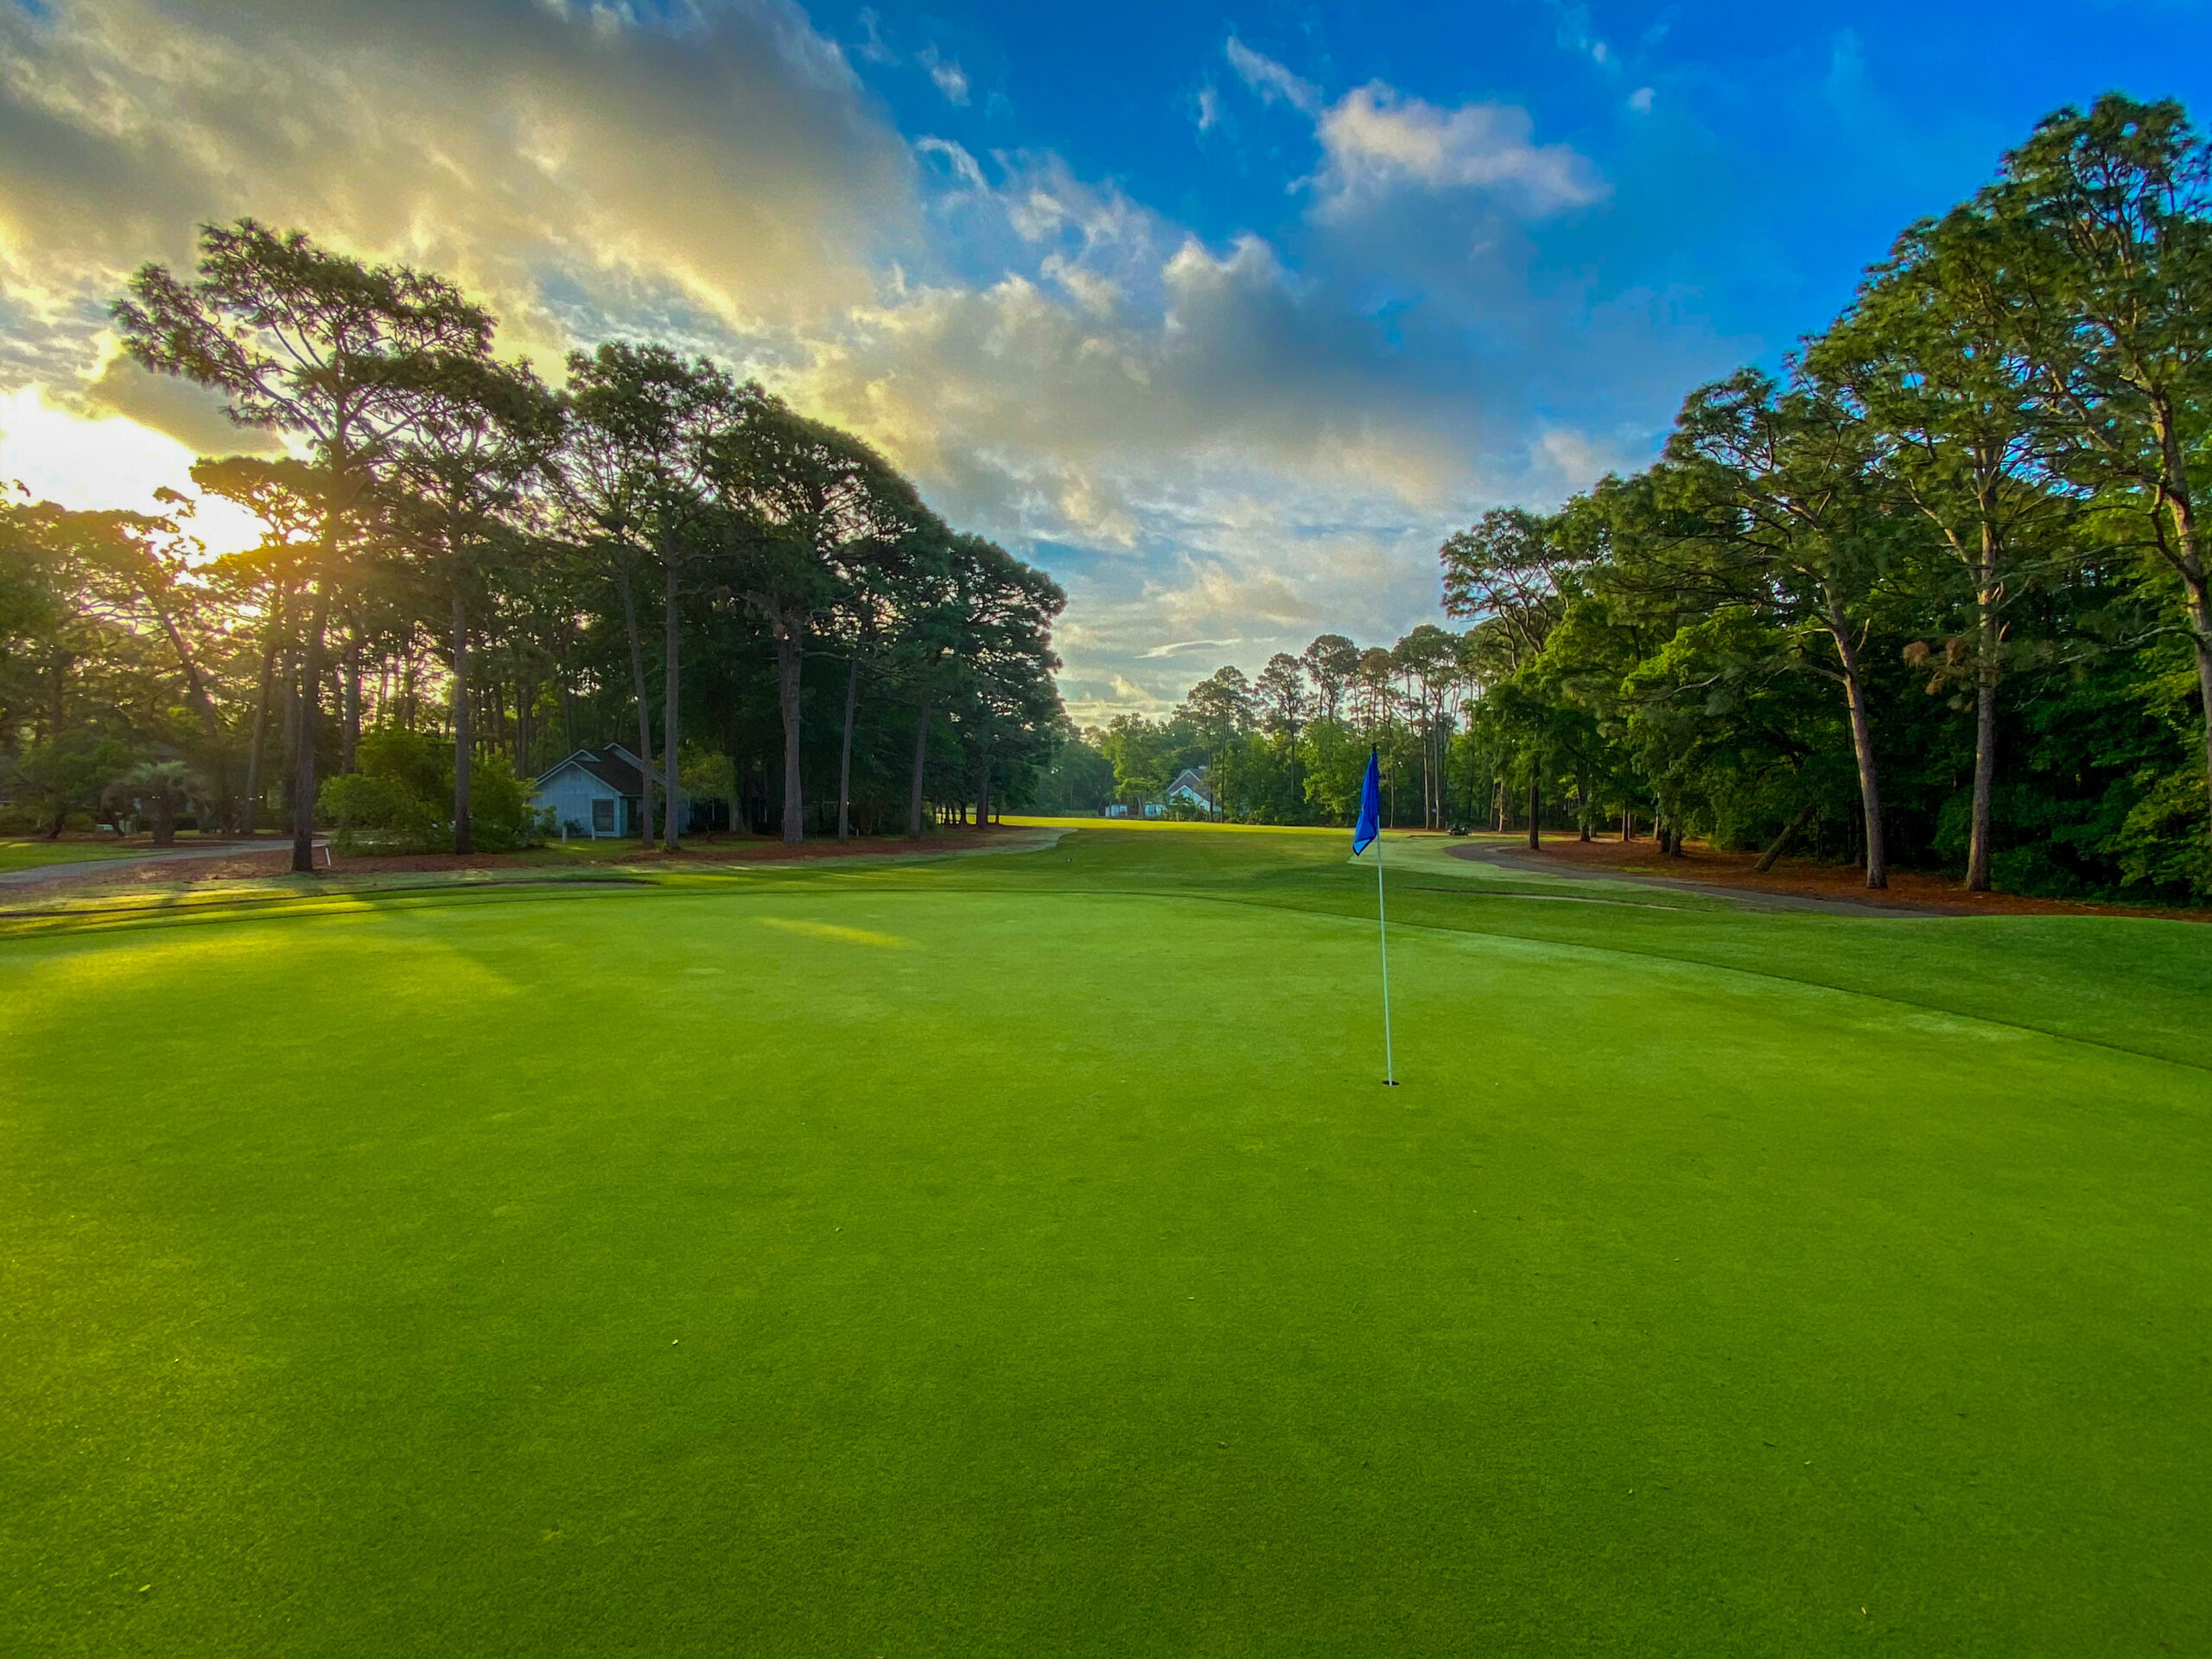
(533, 744), (659, 838)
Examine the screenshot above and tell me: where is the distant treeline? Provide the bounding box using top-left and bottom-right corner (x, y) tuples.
(1046, 95), (2212, 906)
(1, 224), (1065, 864)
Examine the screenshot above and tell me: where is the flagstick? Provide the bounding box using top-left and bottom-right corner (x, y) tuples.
(1376, 830), (1395, 1086)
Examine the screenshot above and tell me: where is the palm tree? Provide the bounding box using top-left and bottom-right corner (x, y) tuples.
(111, 760), (197, 847)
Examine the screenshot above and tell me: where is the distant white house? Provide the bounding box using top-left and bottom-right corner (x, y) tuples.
(533, 744), (661, 838)
(1166, 766), (1219, 817)
(1101, 768), (1218, 820)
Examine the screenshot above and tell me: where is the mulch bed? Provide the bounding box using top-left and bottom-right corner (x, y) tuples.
(1461, 831), (2204, 921)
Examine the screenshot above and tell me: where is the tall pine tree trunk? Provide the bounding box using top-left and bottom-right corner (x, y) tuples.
(908, 696), (931, 838)
(2183, 573), (2212, 853)
(290, 582), (332, 874)
(451, 587), (473, 855)
(617, 565), (654, 846)
(1966, 540), (2000, 892)
(837, 654), (860, 840)
(2148, 451), (2212, 849)
(1967, 678), (1998, 892)
(244, 588), (287, 836)
(341, 627), (361, 777)
(1827, 604), (1888, 889)
(276, 651), (297, 822)
(1526, 770), (1540, 851)
(148, 594), (231, 830)
(777, 608), (804, 845)
(663, 555), (682, 852)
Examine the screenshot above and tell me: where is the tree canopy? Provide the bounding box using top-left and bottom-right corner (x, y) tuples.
(3, 222), (1065, 854)
(1036, 95), (2212, 906)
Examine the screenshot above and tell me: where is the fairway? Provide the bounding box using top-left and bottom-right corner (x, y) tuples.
(4, 827), (2208, 1655)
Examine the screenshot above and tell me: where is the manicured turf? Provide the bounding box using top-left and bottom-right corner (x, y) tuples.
(0, 837), (193, 873)
(3, 826), (2208, 1655)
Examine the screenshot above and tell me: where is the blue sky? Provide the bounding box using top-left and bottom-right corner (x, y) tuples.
(3, 0), (2208, 715)
(833, 0), (2212, 373)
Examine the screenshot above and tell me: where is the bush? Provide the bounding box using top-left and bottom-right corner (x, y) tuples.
(317, 731), (550, 853)
(356, 728), (450, 804)
(464, 753), (553, 852)
(1988, 843), (2090, 899)
(318, 772), (441, 852)
(2113, 768), (2212, 904)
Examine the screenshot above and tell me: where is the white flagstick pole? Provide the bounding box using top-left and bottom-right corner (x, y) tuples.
(1376, 830), (1395, 1085)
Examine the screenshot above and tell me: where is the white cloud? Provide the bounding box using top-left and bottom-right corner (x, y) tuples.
(1141, 638), (1244, 659)
(1224, 38), (1321, 116)
(1040, 255), (1121, 318)
(852, 7), (894, 65)
(915, 136), (988, 193)
(1628, 86), (1655, 115)
(0, 0), (1728, 723)
(1314, 84), (1608, 218)
(0, 0), (918, 390)
(918, 45), (970, 107)
(1548, 1), (1613, 68)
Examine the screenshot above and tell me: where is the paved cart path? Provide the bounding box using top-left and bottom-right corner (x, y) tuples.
(0, 840), (327, 889)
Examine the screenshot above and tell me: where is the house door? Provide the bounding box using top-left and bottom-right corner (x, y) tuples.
(591, 798), (615, 836)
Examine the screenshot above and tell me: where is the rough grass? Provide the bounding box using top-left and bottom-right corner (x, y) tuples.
(0, 837), (207, 874)
(3, 826), (2207, 1656)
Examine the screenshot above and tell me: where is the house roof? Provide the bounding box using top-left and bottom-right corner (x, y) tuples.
(536, 744), (659, 798)
(1167, 766), (1217, 802)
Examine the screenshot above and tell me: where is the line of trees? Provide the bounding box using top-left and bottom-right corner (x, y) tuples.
(1039, 629), (1479, 831)
(1, 222), (1067, 866)
(1046, 97), (2212, 906)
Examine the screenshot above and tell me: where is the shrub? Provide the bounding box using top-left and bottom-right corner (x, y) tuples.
(2113, 768), (2212, 904)
(318, 772), (441, 852)
(356, 727), (450, 804)
(1988, 843), (2088, 899)
(464, 753), (552, 852)
(316, 732), (550, 853)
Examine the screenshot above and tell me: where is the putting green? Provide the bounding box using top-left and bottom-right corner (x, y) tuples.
(3, 827), (2207, 1655)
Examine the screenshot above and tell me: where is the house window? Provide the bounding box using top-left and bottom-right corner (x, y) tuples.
(591, 798), (615, 835)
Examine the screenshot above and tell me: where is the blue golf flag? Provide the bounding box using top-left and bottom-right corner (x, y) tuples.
(1353, 747), (1382, 855)
(1351, 747), (1395, 1083)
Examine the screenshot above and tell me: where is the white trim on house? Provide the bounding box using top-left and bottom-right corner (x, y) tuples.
(1166, 766), (1218, 814)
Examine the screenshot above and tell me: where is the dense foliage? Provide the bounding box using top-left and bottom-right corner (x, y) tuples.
(1, 226), (1065, 863)
(1054, 95), (2212, 905)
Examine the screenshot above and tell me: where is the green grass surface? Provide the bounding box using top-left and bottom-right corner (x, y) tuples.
(0, 837), (203, 873)
(3, 826), (2208, 1655)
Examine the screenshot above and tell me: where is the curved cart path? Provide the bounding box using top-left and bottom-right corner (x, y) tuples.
(0, 840), (327, 890)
